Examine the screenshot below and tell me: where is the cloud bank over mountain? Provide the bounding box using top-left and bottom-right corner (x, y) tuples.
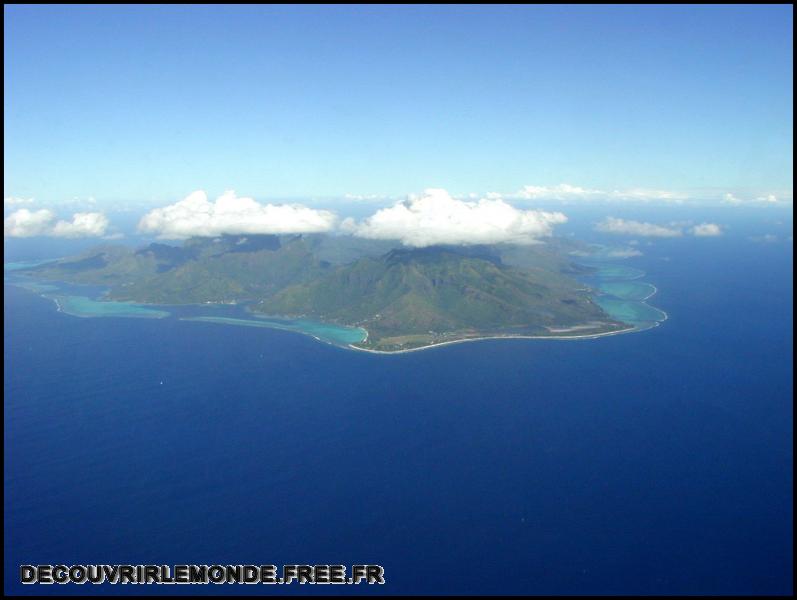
(137, 190), (338, 239)
(341, 188), (568, 247)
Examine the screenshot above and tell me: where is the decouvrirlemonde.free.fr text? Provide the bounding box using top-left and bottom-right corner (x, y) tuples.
(21, 564), (385, 585)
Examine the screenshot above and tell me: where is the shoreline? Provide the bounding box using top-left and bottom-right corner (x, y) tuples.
(180, 312), (656, 355)
(353, 273), (668, 354)
(641, 283), (658, 302)
(9, 265), (668, 354)
(347, 323), (643, 355)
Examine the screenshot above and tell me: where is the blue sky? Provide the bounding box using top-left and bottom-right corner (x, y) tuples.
(3, 4), (793, 205)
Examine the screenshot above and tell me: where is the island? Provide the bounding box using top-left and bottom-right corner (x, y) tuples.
(15, 234), (632, 352)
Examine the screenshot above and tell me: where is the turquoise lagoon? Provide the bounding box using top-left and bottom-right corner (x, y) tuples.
(4, 260), (61, 293)
(182, 316), (367, 346)
(4, 263), (170, 319)
(588, 264), (646, 281)
(593, 296), (666, 331)
(2, 258), (60, 271)
(7, 280), (60, 294)
(4, 263), (366, 347)
(48, 295), (170, 319)
(577, 249), (667, 332)
(597, 280), (657, 302)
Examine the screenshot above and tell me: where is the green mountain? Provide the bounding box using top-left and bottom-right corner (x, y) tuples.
(31, 234), (332, 304)
(255, 245), (623, 350)
(21, 235), (625, 351)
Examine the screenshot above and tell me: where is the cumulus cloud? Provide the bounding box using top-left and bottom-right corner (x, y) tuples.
(594, 217), (683, 238)
(690, 223), (723, 237)
(52, 212), (110, 238)
(4, 209), (109, 238)
(138, 190), (338, 239)
(4, 208), (56, 237)
(343, 188), (567, 247)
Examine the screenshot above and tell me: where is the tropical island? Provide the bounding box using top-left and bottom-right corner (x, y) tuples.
(15, 234), (633, 352)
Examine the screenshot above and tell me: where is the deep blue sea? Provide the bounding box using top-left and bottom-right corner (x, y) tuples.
(4, 209), (793, 595)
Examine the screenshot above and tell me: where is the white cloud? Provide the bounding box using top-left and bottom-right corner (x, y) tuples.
(4, 196), (35, 208)
(4, 208), (56, 237)
(503, 183), (688, 203)
(690, 223), (723, 237)
(749, 234), (779, 243)
(724, 193), (742, 205)
(342, 193), (394, 202)
(4, 209), (109, 238)
(492, 184), (794, 205)
(605, 247), (643, 258)
(596, 217), (726, 239)
(138, 190), (338, 239)
(52, 212), (110, 238)
(514, 183), (600, 200)
(723, 192), (792, 205)
(344, 188), (567, 247)
(607, 188), (688, 202)
(594, 217), (683, 238)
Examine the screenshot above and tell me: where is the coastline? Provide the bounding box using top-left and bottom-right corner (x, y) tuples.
(8, 263), (668, 355)
(641, 283), (658, 302)
(347, 323), (643, 355)
(352, 271), (668, 354)
(180, 314), (650, 354)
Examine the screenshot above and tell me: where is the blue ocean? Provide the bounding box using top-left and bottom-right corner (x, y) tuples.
(4, 210), (793, 595)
